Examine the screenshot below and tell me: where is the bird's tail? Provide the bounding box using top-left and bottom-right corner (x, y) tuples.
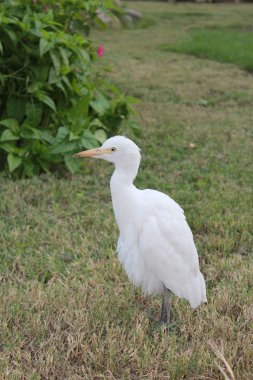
(183, 271), (207, 309)
(200, 272), (207, 303)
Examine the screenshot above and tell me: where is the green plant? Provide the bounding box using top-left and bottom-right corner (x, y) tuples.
(0, 0), (137, 176)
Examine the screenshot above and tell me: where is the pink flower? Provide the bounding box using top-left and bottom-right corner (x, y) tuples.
(97, 45), (104, 58)
(32, 0), (37, 3)
(44, 5), (49, 12)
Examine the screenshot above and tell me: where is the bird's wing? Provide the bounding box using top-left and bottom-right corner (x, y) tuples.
(139, 189), (205, 307)
(143, 188), (185, 216)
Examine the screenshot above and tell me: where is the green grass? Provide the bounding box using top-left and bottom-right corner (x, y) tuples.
(166, 28), (253, 72)
(1, 2), (253, 379)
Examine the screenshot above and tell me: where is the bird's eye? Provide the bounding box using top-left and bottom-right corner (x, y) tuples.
(111, 147), (117, 152)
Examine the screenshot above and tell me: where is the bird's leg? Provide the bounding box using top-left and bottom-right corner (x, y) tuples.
(160, 285), (171, 325)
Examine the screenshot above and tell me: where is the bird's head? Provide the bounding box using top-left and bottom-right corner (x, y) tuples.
(73, 136), (141, 167)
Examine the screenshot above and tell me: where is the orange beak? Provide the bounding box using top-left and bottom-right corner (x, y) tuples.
(72, 147), (112, 158)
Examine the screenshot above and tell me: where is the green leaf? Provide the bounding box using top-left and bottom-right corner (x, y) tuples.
(54, 126), (69, 144)
(41, 131), (54, 144)
(90, 92), (110, 115)
(39, 38), (52, 56)
(0, 118), (19, 132)
(20, 125), (42, 140)
(60, 66), (71, 76)
(37, 158), (51, 173)
(56, 82), (67, 97)
(51, 141), (76, 154)
(50, 51), (61, 75)
(5, 29), (17, 42)
(68, 96), (90, 121)
(23, 159), (36, 177)
(0, 129), (19, 142)
(25, 103), (42, 128)
(51, 126), (73, 154)
(48, 68), (58, 84)
(0, 40), (3, 54)
(78, 48), (90, 63)
(27, 82), (43, 94)
(61, 75), (72, 89)
(64, 153), (81, 174)
(7, 153), (22, 172)
(82, 130), (99, 149)
(94, 129), (107, 143)
(37, 93), (56, 111)
(69, 132), (80, 141)
(7, 98), (26, 122)
(0, 142), (18, 153)
(37, 65), (49, 82)
(89, 118), (105, 130)
(58, 47), (69, 65)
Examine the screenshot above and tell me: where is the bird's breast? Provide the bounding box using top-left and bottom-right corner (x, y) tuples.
(110, 184), (144, 238)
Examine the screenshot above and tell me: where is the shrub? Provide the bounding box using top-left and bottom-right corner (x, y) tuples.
(0, 0), (137, 176)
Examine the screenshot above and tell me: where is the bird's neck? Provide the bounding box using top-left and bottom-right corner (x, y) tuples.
(111, 160), (140, 187)
(110, 162), (140, 233)
(110, 160), (139, 207)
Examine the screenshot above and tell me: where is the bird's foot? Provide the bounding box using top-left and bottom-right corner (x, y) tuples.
(159, 319), (170, 333)
(160, 286), (171, 326)
(160, 314), (170, 326)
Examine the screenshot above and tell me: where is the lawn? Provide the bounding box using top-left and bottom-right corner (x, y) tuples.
(165, 28), (253, 73)
(1, 2), (253, 379)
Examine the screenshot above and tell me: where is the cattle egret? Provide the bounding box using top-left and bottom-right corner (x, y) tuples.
(73, 136), (207, 324)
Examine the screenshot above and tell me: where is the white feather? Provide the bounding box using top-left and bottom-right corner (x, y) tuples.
(98, 136), (207, 308)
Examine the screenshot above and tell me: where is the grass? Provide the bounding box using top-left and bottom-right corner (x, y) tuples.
(160, 2), (253, 72)
(1, 2), (253, 379)
(165, 29), (253, 72)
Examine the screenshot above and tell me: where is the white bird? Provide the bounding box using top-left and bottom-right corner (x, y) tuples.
(73, 136), (207, 324)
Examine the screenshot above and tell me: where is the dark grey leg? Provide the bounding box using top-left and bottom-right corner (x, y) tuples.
(160, 285), (171, 325)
